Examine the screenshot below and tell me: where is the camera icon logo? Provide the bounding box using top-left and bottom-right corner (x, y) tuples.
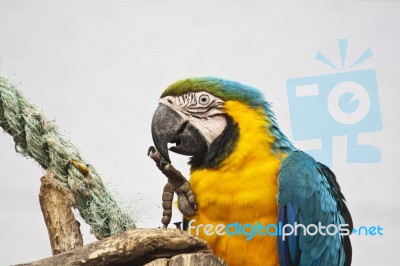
(286, 39), (382, 166)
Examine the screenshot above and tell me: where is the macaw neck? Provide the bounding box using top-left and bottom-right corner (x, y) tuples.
(217, 100), (287, 171)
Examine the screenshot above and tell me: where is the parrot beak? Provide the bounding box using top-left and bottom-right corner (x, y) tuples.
(151, 104), (208, 163)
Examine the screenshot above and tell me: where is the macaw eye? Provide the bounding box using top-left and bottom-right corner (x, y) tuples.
(199, 94), (210, 105)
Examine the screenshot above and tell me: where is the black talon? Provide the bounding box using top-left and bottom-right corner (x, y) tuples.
(173, 222), (183, 230)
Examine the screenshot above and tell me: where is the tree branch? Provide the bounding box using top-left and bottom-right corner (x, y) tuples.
(39, 172), (83, 255)
(16, 229), (213, 266)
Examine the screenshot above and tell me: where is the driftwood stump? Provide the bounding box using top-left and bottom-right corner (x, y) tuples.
(39, 172), (83, 255)
(147, 254), (226, 266)
(16, 228), (226, 266)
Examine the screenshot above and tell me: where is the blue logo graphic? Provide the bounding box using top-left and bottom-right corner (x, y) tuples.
(287, 39), (382, 166)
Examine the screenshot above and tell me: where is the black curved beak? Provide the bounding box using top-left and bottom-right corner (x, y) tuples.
(151, 104), (207, 163)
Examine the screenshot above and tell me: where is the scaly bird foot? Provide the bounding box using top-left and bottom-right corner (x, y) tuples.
(148, 146), (197, 228)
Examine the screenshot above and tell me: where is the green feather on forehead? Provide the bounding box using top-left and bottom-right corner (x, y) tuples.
(161, 77), (268, 110)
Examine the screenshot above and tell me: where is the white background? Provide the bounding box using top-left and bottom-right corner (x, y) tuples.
(0, 1), (399, 265)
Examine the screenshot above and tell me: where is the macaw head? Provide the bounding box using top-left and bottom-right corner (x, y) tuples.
(151, 77), (293, 169)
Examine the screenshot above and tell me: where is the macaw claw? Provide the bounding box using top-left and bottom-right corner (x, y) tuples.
(148, 146), (198, 228)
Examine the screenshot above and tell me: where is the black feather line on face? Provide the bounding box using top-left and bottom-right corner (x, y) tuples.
(189, 114), (239, 169)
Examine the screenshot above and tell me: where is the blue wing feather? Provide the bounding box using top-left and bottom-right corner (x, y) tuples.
(278, 205), (293, 266)
(277, 151), (352, 266)
(278, 203), (300, 266)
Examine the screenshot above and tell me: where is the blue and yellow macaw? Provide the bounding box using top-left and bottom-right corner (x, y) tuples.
(151, 77), (352, 266)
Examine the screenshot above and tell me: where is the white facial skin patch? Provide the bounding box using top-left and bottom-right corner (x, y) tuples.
(159, 92), (227, 145)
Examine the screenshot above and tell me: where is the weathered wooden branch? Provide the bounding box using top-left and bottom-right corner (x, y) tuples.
(39, 172), (83, 255)
(16, 228), (225, 266)
(147, 254), (226, 266)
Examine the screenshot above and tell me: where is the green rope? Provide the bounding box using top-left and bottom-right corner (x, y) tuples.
(0, 76), (136, 238)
